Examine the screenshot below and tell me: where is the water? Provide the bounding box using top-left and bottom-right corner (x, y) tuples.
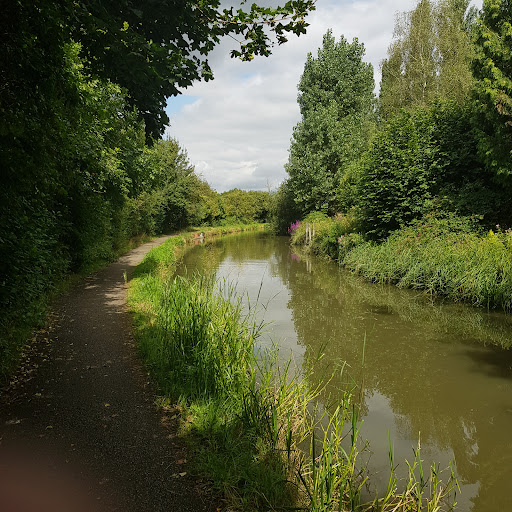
(176, 232), (512, 511)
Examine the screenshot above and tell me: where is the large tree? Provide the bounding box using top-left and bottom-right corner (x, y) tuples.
(1, 0), (316, 140)
(379, 0), (475, 119)
(472, 0), (512, 176)
(285, 31), (375, 215)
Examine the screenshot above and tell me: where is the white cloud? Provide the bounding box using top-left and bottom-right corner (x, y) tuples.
(165, 0), (483, 192)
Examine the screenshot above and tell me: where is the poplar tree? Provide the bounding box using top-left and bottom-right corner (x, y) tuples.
(285, 31), (375, 215)
(379, 0), (474, 119)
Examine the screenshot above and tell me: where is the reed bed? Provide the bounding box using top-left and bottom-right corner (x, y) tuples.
(128, 235), (459, 511)
(343, 224), (512, 311)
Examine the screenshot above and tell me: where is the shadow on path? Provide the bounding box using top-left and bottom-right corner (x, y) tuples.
(0, 236), (215, 512)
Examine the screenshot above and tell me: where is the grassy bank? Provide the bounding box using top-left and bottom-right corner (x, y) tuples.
(128, 234), (458, 511)
(342, 217), (512, 312)
(186, 222), (266, 239)
(291, 213), (512, 313)
(289, 212), (359, 261)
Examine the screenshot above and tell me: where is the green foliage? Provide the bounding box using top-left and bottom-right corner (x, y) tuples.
(355, 100), (490, 240)
(143, 274), (256, 398)
(1, 0), (316, 140)
(379, 0), (475, 119)
(285, 30), (375, 216)
(290, 212), (359, 260)
(380, 0), (437, 117)
(0, 39), (218, 376)
(0, 0), (317, 376)
(140, 139), (209, 231)
(337, 232), (366, 261)
(267, 180), (302, 235)
(472, 0), (512, 176)
(343, 213), (512, 310)
(356, 107), (439, 240)
(218, 189), (271, 224)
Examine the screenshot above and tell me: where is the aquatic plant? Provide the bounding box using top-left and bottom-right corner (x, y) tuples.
(289, 220), (302, 234)
(343, 214), (512, 311)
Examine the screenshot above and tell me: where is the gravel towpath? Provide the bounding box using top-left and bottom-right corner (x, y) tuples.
(0, 236), (216, 512)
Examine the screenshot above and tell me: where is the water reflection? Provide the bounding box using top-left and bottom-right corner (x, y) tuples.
(176, 232), (512, 512)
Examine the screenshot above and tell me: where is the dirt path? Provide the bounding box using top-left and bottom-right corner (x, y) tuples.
(0, 236), (216, 511)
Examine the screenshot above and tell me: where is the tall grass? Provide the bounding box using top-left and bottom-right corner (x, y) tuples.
(290, 212), (512, 312)
(290, 212), (358, 260)
(343, 218), (512, 311)
(128, 235), (459, 511)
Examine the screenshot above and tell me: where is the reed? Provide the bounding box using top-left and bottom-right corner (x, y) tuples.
(343, 220), (512, 311)
(290, 212), (358, 260)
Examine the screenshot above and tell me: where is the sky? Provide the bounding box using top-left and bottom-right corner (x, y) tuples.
(165, 0), (483, 193)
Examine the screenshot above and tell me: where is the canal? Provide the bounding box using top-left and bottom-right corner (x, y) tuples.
(176, 231), (512, 511)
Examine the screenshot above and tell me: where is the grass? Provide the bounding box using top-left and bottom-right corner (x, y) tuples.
(128, 233), (459, 511)
(290, 212), (358, 261)
(0, 223), (263, 384)
(186, 222), (266, 239)
(290, 211), (512, 313)
(342, 217), (512, 311)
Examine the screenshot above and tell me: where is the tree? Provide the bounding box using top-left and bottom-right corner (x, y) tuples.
(220, 189), (271, 223)
(379, 0), (475, 119)
(472, 0), (512, 176)
(269, 180), (301, 234)
(355, 100), (496, 240)
(285, 31), (375, 216)
(0, 0), (317, 363)
(142, 138), (204, 230)
(1, 0), (316, 140)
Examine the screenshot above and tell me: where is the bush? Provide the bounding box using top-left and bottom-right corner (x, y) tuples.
(290, 211), (359, 260)
(355, 101), (486, 240)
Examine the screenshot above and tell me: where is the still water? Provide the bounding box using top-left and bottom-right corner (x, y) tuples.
(176, 232), (512, 511)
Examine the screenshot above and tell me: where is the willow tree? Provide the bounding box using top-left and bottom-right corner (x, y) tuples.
(285, 31), (375, 215)
(379, 0), (475, 119)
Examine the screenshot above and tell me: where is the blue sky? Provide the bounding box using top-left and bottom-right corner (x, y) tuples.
(165, 0), (483, 192)
(165, 95), (199, 117)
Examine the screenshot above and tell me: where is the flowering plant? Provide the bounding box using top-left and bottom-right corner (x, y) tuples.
(288, 220), (301, 234)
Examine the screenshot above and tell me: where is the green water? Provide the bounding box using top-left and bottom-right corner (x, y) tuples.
(176, 232), (512, 511)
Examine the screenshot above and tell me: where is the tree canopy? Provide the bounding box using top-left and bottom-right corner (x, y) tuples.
(379, 0), (475, 119)
(1, 0), (316, 140)
(472, 0), (512, 176)
(285, 31), (375, 216)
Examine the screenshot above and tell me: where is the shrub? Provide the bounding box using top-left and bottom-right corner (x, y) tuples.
(355, 101), (486, 240)
(290, 211), (359, 260)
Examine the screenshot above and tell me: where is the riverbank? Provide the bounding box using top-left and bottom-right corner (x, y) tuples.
(290, 213), (512, 314)
(128, 232), (459, 511)
(186, 222), (266, 239)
